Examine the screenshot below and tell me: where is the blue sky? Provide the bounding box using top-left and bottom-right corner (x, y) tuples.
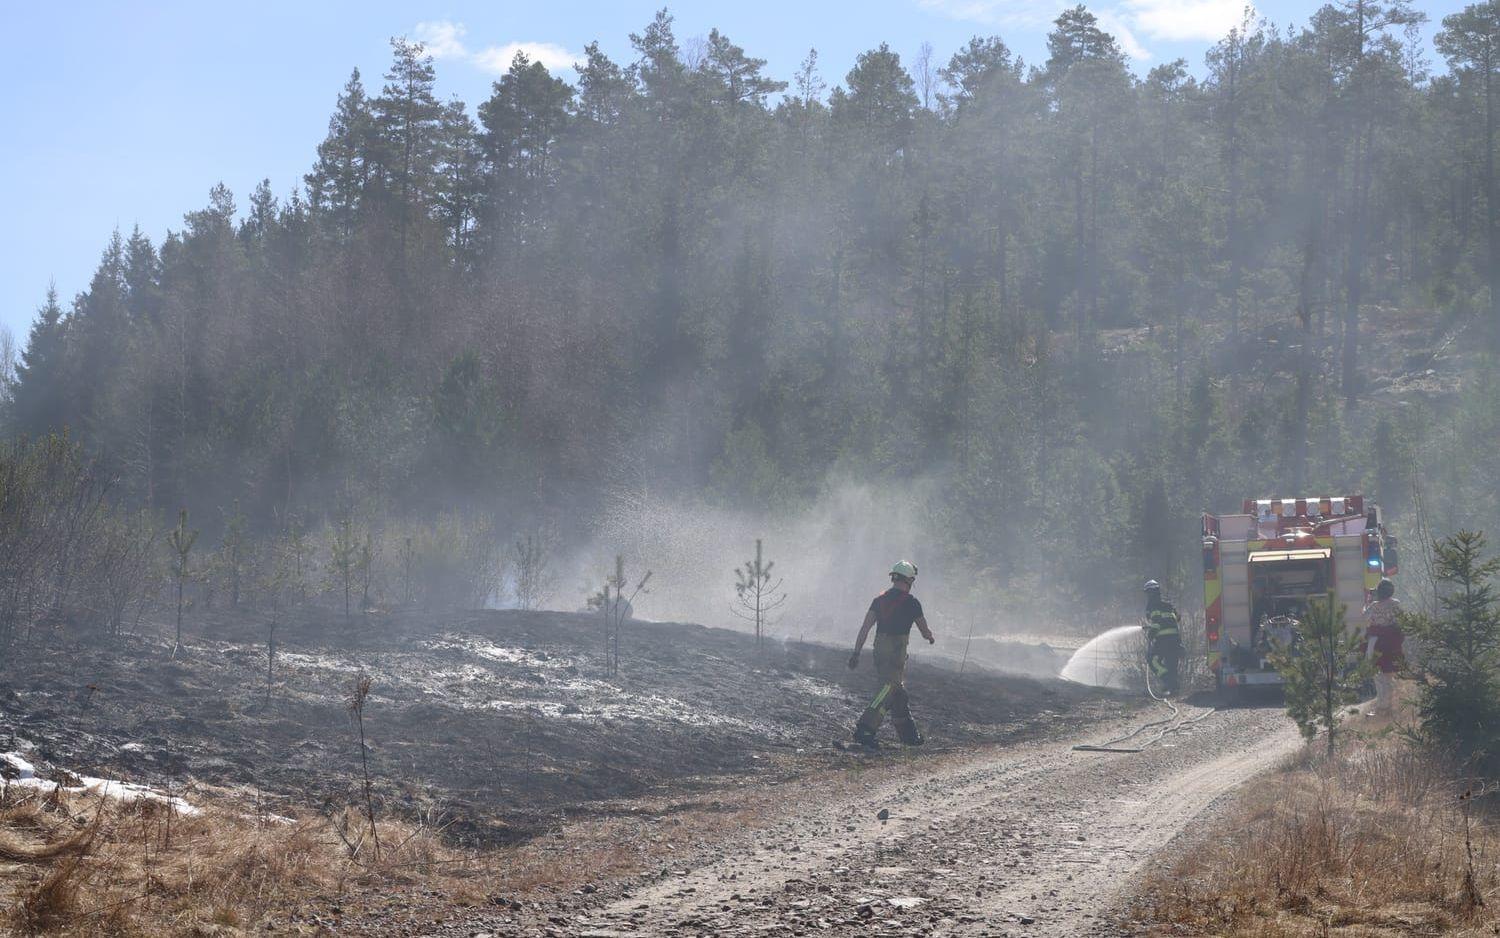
(2, 0), (1465, 342)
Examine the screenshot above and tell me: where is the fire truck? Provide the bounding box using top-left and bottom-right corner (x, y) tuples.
(1201, 495), (1398, 695)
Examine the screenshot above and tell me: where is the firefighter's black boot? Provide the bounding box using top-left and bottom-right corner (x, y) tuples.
(851, 728), (881, 750)
(893, 718), (924, 747)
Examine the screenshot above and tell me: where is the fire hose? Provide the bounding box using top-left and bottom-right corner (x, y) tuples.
(1071, 669), (1217, 754)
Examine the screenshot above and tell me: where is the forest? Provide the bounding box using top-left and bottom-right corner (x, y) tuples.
(3, 2), (1499, 636)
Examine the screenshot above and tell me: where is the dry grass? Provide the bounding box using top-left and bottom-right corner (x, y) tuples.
(1140, 702), (1500, 936)
(0, 763), (793, 934)
(0, 739), (1054, 933)
(0, 784), (478, 936)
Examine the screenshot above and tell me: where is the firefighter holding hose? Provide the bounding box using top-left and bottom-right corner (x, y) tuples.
(1143, 580), (1182, 696)
(848, 561), (934, 749)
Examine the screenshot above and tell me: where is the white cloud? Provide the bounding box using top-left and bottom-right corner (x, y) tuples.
(1123, 0), (1252, 42)
(472, 41), (580, 74)
(918, 0), (1250, 49)
(413, 20), (470, 60)
(408, 20), (581, 75)
(916, 0), (1059, 27)
(920, 0), (1155, 60)
(1096, 10), (1152, 60)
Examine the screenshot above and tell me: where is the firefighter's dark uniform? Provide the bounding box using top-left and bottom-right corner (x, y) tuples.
(854, 588), (924, 745)
(1145, 600), (1182, 694)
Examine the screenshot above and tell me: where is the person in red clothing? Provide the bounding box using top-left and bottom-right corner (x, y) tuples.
(848, 560), (935, 749)
(1364, 578), (1404, 716)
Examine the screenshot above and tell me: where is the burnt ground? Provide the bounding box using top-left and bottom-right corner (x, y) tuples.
(0, 608), (1125, 848)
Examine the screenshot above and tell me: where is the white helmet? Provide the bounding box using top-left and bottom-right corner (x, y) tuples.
(891, 560), (918, 579)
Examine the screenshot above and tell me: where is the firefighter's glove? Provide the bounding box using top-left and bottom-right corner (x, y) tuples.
(847, 652), (860, 670)
(922, 631), (935, 645)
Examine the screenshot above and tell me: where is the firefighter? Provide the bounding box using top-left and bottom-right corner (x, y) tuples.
(1143, 580), (1182, 696)
(847, 561), (935, 749)
(1363, 578), (1404, 717)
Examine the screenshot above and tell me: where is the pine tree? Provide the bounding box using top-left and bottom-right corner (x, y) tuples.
(372, 38), (443, 219)
(1268, 593), (1374, 758)
(831, 43), (918, 151)
(630, 8), (685, 108)
(939, 35), (1020, 109)
(703, 29), (786, 106)
(575, 41), (632, 125)
(477, 51), (574, 253)
(242, 179), (279, 243)
(434, 97), (482, 255)
(1041, 5), (1131, 350)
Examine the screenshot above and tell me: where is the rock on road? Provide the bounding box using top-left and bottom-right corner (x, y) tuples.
(570, 702), (1299, 937)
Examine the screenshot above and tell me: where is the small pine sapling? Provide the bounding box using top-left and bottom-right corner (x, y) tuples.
(274, 519), (310, 610)
(358, 530), (375, 613)
(589, 555), (651, 676)
(167, 509), (198, 657)
(399, 536), (416, 607)
(1267, 592), (1373, 759)
(731, 538), (787, 649)
(260, 541), (294, 704)
(327, 515), (358, 622)
(220, 501), (248, 608)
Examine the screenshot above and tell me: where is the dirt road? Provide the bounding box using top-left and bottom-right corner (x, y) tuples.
(561, 703), (1299, 937)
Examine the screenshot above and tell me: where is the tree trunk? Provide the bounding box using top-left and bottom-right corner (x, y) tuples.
(1487, 52), (1499, 346)
(1226, 45), (1242, 344)
(1343, 122), (1370, 407)
(1073, 167), (1086, 351)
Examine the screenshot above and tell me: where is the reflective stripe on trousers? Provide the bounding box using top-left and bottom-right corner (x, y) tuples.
(856, 633), (917, 737)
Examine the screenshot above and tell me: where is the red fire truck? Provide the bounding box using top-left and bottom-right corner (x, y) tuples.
(1201, 495), (1398, 695)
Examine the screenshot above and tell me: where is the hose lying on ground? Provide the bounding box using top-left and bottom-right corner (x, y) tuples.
(1071, 671), (1217, 753)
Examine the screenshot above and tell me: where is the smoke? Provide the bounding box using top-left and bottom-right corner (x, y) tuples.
(563, 475), (987, 644)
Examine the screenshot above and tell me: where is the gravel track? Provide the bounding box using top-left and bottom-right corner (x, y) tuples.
(560, 702), (1299, 937)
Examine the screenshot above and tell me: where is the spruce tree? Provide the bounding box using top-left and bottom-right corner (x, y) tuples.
(1404, 531), (1500, 764)
(11, 284), (69, 436)
(307, 68), (373, 239)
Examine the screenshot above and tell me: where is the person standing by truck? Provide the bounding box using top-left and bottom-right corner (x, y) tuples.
(848, 561), (935, 749)
(1143, 580), (1182, 695)
(1364, 577), (1404, 716)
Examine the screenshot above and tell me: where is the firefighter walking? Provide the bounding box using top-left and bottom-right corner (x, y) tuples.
(1143, 580), (1182, 695)
(848, 561), (935, 749)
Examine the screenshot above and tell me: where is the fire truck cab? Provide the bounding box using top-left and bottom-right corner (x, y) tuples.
(1201, 495), (1398, 695)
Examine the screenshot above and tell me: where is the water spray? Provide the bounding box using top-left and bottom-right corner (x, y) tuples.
(1063, 625), (1217, 753)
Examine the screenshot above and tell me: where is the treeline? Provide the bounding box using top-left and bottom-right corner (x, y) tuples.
(5, 3), (1500, 618)
(0, 433), (559, 646)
